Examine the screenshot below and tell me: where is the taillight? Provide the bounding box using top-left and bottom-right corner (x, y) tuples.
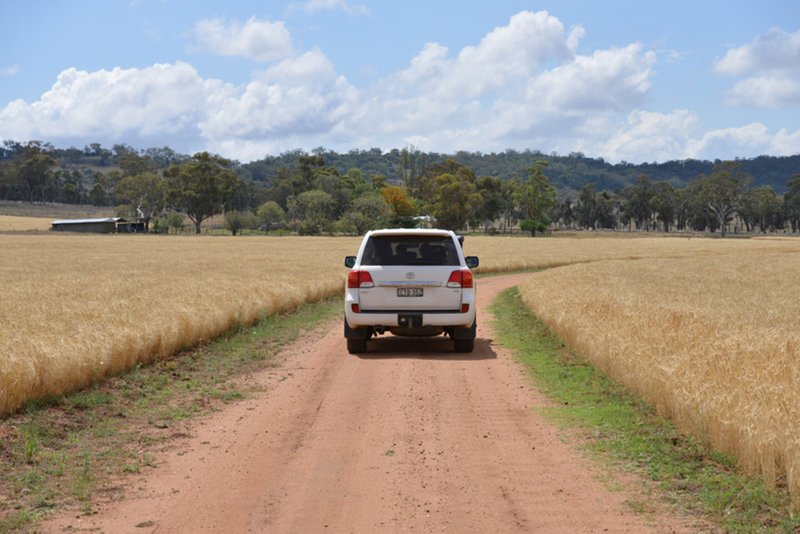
(447, 269), (473, 288)
(347, 270), (375, 289)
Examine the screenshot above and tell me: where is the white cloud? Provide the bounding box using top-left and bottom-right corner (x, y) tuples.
(0, 62), (230, 152)
(0, 65), (20, 77)
(600, 111), (800, 162)
(725, 76), (800, 108)
(287, 0), (369, 16)
(599, 109), (699, 163)
(770, 128), (800, 155)
(715, 27), (800, 75)
(574, 110), (800, 163)
(715, 28), (800, 108)
(200, 50), (358, 149)
(688, 123), (772, 159)
(193, 17), (292, 62)
(387, 10), (575, 101)
(524, 44), (655, 112)
(349, 10), (589, 150)
(1, 10), (796, 163)
(566, 25), (585, 54)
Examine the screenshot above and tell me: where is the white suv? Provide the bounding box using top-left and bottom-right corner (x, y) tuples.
(343, 229), (479, 354)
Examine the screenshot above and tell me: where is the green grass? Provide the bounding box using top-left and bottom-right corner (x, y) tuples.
(0, 297), (341, 533)
(491, 287), (800, 533)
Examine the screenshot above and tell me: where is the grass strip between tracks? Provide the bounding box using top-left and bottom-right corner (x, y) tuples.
(0, 297), (341, 533)
(491, 286), (800, 534)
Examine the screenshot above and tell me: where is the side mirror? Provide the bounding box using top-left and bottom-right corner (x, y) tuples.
(344, 256), (356, 268)
(465, 256), (479, 269)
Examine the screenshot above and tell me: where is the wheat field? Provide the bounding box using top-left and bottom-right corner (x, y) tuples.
(518, 243), (800, 505)
(3, 230), (685, 415)
(4, 231), (800, 504)
(4, 232), (800, 417)
(0, 234), (359, 415)
(0, 215), (53, 232)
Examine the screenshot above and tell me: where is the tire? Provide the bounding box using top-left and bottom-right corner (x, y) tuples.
(347, 338), (367, 354)
(454, 338), (475, 353)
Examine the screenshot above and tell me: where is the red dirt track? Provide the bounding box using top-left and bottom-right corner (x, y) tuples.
(46, 274), (689, 533)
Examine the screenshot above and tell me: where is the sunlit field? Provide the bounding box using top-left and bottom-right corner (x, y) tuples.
(0, 215), (52, 232)
(4, 232), (800, 505)
(0, 234), (357, 415)
(5, 233), (800, 417)
(467, 233), (800, 272)
(519, 245), (800, 504)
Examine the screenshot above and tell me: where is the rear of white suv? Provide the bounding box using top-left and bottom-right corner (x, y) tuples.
(344, 229), (479, 354)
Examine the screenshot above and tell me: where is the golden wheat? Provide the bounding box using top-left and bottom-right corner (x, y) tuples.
(465, 234), (800, 272)
(0, 215), (53, 232)
(518, 244), (800, 505)
(0, 234), (359, 414)
(5, 231), (800, 505)
(4, 232), (799, 417)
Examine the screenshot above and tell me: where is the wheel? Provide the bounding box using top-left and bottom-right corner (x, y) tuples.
(347, 338), (367, 354)
(454, 338), (474, 353)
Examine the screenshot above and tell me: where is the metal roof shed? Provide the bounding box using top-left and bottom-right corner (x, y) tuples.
(51, 218), (125, 234)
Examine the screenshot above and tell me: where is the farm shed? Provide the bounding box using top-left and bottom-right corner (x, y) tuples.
(51, 217), (126, 234)
(117, 220), (146, 233)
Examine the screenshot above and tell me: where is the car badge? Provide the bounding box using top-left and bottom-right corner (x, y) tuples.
(405, 272), (415, 280)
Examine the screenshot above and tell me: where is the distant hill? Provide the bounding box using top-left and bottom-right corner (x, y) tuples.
(241, 149), (800, 196)
(0, 200), (115, 219)
(3, 141), (799, 199)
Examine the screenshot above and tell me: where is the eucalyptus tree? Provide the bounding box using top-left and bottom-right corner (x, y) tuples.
(514, 161), (556, 236)
(165, 152), (241, 234)
(116, 172), (168, 231)
(784, 174), (800, 232)
(690, 162), (751, 237)
(651, 181), (676, 232)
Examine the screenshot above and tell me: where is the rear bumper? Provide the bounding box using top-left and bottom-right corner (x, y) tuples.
(344, 287), (476, 330)
(346, 309), (475, 329)
(347, 311), (475, 328)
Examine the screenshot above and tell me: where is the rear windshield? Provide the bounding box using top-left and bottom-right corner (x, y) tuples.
(361, 235), (460, 266)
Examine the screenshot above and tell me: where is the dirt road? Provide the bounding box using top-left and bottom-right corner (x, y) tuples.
(46, 274), (685, 533)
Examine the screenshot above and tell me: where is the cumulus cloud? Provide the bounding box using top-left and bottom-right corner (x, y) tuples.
(688, 123), (772, 158)
(387, 10), (576, 101)
(715, 27), (800, 108)
(524, 44), (655, 112)
(0, 62), (230, 152)
(725, 76), (800, 108)
(287, 0), (369, 16)
(200, 50), (358, 145)
(193, 17), (292, 62)
(599, 109), (699, 162)
(715, 27), (800, 75)
(0, 10), (664, 161)
(347, 10), (595, 151)
(595, 111), (800, 162)
(1, 10), (796, 163)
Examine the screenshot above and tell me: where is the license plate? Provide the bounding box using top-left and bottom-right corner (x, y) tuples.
(397, 287), (423, 297)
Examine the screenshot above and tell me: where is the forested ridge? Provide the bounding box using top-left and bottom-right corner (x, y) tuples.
(2, 141), (798, 195)
(1, 140), (799, 237)
(241, 148), (798, 195)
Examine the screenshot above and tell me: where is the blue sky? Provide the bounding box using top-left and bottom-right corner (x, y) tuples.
(1, 0), (799, 163)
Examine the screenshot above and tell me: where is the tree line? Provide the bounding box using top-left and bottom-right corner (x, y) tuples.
(0, 140), (798, 236)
